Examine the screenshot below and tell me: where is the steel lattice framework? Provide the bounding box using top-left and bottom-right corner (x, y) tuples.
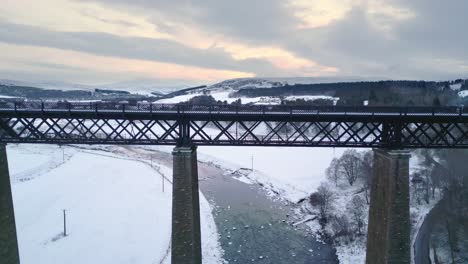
(0, 101), (468, 148)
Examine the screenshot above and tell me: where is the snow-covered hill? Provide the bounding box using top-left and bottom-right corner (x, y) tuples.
(156, 77), (341, 105)
(0, 78), (203, 96)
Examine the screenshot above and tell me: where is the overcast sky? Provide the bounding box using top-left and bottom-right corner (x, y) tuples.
(0, 0), (467, 85)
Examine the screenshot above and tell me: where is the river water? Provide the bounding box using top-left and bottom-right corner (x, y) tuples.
(198, 162), (338, 263)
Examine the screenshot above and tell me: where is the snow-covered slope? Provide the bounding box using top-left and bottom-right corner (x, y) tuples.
(0, 78), (203, 96)
(97, 78), (205, 96)
(450, 83), (462, 91)
(0, 79), (95, 91)
(458, 90), (468, 98)
(8, 144), (224, 264)
(156, 78), (341, 105)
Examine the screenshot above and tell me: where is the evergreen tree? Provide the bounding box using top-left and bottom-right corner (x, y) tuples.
(369, 90), (378, 103)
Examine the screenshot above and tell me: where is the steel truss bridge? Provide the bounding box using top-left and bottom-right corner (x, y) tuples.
(0, 101), (467, 148)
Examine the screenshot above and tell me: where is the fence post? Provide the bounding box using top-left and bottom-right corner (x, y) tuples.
(63, 209), (67, 237)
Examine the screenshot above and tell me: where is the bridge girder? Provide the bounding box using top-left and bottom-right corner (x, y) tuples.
(0, 113), (467, 148)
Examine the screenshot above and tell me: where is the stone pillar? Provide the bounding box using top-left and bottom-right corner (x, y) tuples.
(366, 149), (411, 264)
(171, 145), (201, 264)
(0, 144), (20, 264)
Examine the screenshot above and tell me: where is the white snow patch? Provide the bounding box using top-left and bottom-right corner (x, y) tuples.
(450, 83), (462, 90)
(284, 95), (339, 103)
(0, 94), (22, 98)
(156, 90), (279, 105)
(233, 175), (254, 185)
(156, 93), (203, 104)
(458, 90), (468, 97)
(335, 241), (366, 264)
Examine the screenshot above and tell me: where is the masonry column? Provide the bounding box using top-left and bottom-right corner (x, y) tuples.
(0, 144), (20, 264)
(366, 149), (411, 264)
(171, 145), (201, 264)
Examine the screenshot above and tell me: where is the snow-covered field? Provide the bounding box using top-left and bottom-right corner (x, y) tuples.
(458, 90), (468, 98)
(156, 85), (339, 105)
(156, 90), (273, 105)
(7, 144), (224, 264)
(284, 95), (339, 104)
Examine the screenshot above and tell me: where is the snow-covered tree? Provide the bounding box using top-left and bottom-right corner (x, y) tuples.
(338, 149), (363, 186)
(311, 183), (336, 223)
(326, 158), (341, 186)
(347, 196), (367, 235)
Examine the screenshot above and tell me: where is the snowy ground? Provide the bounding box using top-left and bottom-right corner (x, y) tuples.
(7, 144), (224, 264)
(156, 90), (271, 105)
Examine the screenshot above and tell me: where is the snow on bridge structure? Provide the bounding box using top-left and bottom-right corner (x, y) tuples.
(1, 101), (468, 264)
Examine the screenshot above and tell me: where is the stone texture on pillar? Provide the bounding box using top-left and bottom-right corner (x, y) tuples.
(366, 149), (411, 264)
(171, 145), (201, 264)
(0, 144), (20, 264)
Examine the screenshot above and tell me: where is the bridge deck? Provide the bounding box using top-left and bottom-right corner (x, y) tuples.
(0, 101), (467, 148)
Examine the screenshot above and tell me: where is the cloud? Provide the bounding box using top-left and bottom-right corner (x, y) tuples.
(0, 21), (281, 75)
(0, 42), (255, 84)
(281, 1), (468, 79)
(1, 0), (468, 84)
(78, 0), (298, 44)
(77, 0), (468, 80)
(79, 10), (140, 28)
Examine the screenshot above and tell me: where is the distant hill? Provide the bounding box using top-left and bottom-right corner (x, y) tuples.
(2, 77), (468, 106)
(158, 77), (468, 107)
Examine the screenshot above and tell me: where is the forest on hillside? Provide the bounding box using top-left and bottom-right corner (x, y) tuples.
(233, 80), (468, 106)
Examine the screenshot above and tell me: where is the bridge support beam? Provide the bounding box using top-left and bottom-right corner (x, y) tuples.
(366, 149), (411, 264)
(171, 145), (201, 264)
(0, 144), (20, 264)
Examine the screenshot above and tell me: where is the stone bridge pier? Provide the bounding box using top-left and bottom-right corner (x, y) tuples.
(0, 144), (20, 264)
(171, 145), (202, 264)
(366, 149), (411, 264)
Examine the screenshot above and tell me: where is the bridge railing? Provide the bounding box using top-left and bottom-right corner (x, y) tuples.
(0, 100), (466, 116)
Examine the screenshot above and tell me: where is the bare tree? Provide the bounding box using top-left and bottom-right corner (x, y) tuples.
(310, 183), (336, 223)
(411, 171), (426, 205)
(338, 149), (363, 186)
(326, 158), (341, 186)
(331, 214), (353, 244)
(347, 196), (367, 235)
